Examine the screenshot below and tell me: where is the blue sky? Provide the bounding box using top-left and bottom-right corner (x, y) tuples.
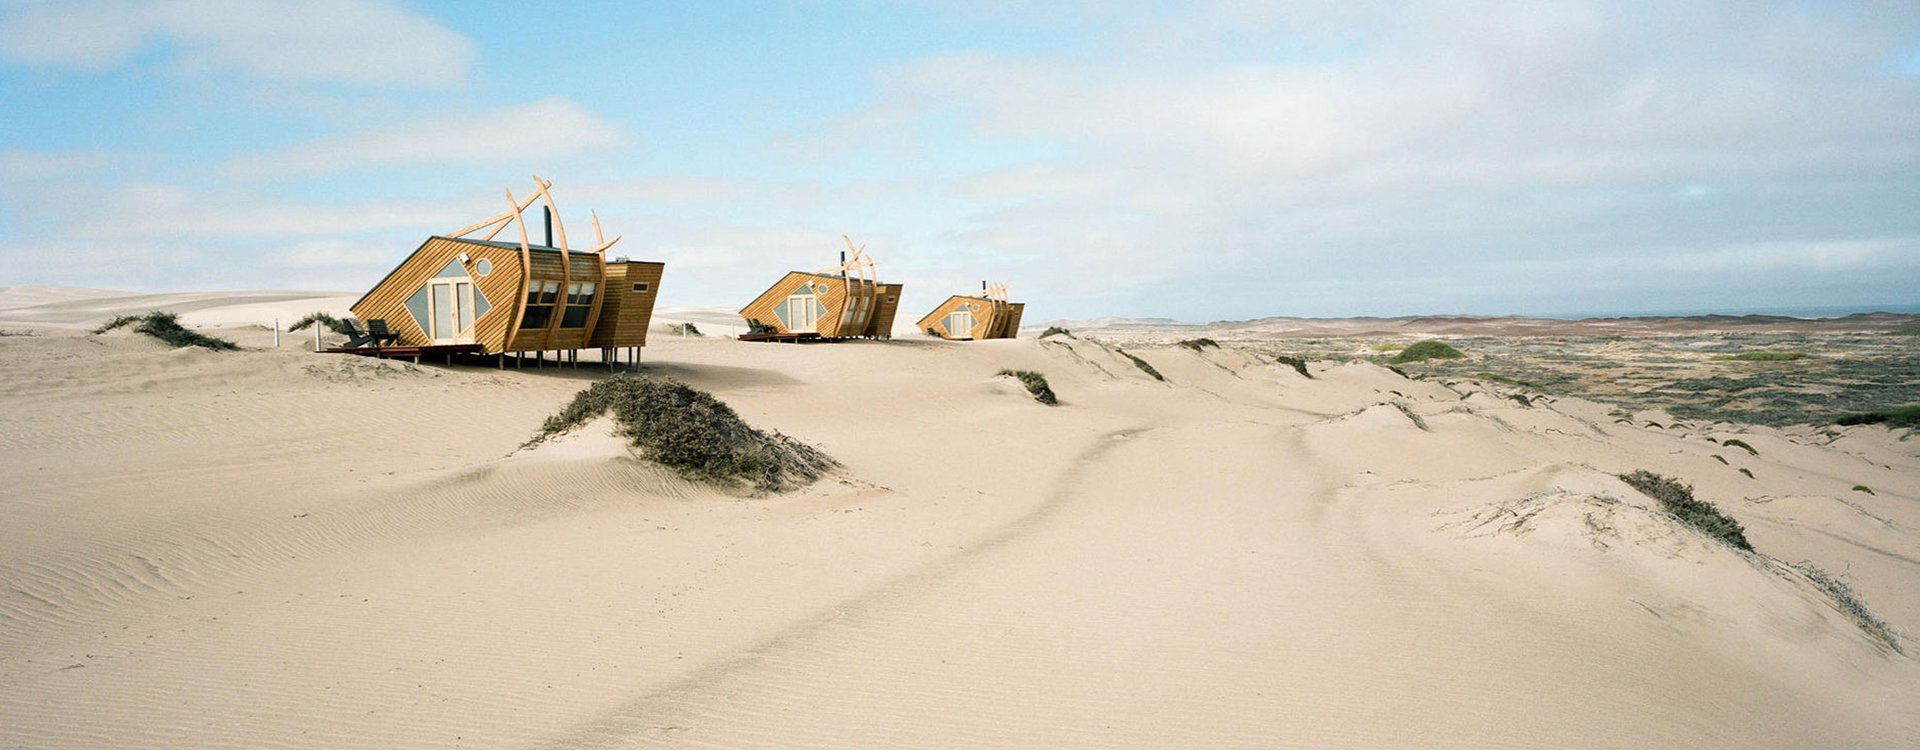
(1, 1), (1917, 321)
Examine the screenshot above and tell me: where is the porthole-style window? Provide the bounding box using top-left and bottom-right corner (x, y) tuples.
(474, 259), (492, 276)
(970, 303), (980, 312)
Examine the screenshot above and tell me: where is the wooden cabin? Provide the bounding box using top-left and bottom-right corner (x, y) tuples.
(348, 177), (662, 363)
(739, 238), (900, 340)
(917, 283), (1024, 340)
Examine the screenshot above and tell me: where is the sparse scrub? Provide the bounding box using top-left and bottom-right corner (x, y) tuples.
(93, 311), (237, 351)
(1718, 351), (1807, 361)
(93, 314), (141, 334)
(1790, 562), (1902, 653)
(1711, 454), (1728, 464)
(532, 376), (836, 493)
(1475, 371), (1544, 390)
(1739, 468), (1755, 479)
(1391, 401), (1430, 431)
(1273, 355), (1312, 378)
(1389, 340), (1465, 364)
(997, 369), (1058, 405)
(1835, 405), (1920, 429)
(1371, 342), (1405, 352)
(1851, 485), (1874, 495)
(1722, 438), (1759, 456)
(1177, 338), (1219, 352)
(287, 312), (358, 336)
(670, 322), (703, 336)
(1039, 326), (1073, 339)
(1508, 394), (1532, 407)
(1617, 470), (1752, 551)
(1119, 349), (1165, 381)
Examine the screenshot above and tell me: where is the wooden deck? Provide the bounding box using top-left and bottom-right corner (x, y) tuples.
(324, 344), (485, 359)
(736, 331), (825, 343)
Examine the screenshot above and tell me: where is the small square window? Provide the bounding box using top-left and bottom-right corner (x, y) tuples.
(631, 283), (649, 292)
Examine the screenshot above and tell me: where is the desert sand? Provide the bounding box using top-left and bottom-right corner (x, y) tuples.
(1, 286), (1915, 749)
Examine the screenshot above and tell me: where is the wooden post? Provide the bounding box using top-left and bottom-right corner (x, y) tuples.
(314, 323), (321, 352)
(273, 319), (280, 348)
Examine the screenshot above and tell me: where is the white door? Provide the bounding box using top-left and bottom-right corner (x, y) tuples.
(427, 280), (476, 343)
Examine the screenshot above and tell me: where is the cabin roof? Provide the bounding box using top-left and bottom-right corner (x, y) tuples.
(434, 236), (603, 256)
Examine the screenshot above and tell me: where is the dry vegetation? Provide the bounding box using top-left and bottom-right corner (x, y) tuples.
(533, 376), (836, 492)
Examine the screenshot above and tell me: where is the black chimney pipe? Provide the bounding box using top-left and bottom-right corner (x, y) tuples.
(841, 250), (846, 263)
(981, 279), (987, 290)
(543, 207), (553, 247)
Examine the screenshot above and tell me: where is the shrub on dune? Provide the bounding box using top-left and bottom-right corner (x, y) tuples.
(1118, 349), (1165, 381)
(1389, 340), (1464, 364)
(1176, 338), (1219, 352)
(997, 369), (1058, 405)
(1617, 470), (1752, 551)
(532, 376), (836, 493)
(94, 311), (237, 351)
(1039, 326), (1074, 339)
(1834, 405), (1920, 429)
(287, 312), (358, 337)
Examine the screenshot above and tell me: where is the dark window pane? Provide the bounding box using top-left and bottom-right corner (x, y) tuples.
(561, 305), (591, 328)
(520, 306), (553, 329)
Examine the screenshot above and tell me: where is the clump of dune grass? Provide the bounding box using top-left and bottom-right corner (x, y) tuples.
(94, 311), (237, 351)
(287, 312), (358, 337)
(1118, 349), (1165, 381)
(1176, 338), (1218, 352)
(669, 322), (703, 336)
(1273, 354), (1312, 379)
(1721, 438), (1759, 456)
(1790, 562), (1902, 653)
(1371, 341), (1405, 352)
(1717, 351), (1807, 361)
(1739, 468), (1755, 479)
(1039, 326), (1073, 339)
(996, 369), (1058, 405)
(1711, 454), (1728, 464)
(1851, 485), (1874, 495)
(1618, 470), (1752, 551)
(1389, 340), (1464, 364)
(532, 375), (836, 493)
(1835, 405), (1920, 429)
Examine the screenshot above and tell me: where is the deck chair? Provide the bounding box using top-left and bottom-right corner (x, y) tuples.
(366, 319), (402, 347)
(339, 319), (376, 348)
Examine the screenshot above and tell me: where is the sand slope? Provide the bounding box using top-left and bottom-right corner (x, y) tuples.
(1, 291), (1915, 749)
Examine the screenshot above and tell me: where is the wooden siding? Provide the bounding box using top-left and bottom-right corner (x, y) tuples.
(739, 272), (859, 337)
(914, 294), (1023, 340)
(350, 236), (527, 353)
(1002, 302), (1026, 338)
(588, 261), (665, 348)
(862, 283), (903, 338)
(355, 237), (664, 355)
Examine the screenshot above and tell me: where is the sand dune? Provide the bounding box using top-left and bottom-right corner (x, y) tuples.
(1, 289), (1915, 748)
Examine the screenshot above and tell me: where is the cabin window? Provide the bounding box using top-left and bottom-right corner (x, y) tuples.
(774, 290), (826, 332)
(475, 259), (492, 276)
(520, 280), (560, 329)
(560, 282), (596, 328)
(945, 310), (975, 336)
(631, 282), (649, 292)
(887, 296), (896, 303)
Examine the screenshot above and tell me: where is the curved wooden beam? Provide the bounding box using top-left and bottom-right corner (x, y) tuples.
(504, 187), (534, 351)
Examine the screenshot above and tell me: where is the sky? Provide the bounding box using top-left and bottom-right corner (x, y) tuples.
(1, 0), (1916, 322)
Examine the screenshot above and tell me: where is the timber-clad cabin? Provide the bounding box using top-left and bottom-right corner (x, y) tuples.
(739, 236), (900, 341)
(348, 177), (663, 364)
(917, 283), (1024, 340)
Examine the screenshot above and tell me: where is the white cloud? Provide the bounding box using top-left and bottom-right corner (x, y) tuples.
(814, 0), (1920, 316)
(224, 97), (625, 178)
(0, 0), (473, 86)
